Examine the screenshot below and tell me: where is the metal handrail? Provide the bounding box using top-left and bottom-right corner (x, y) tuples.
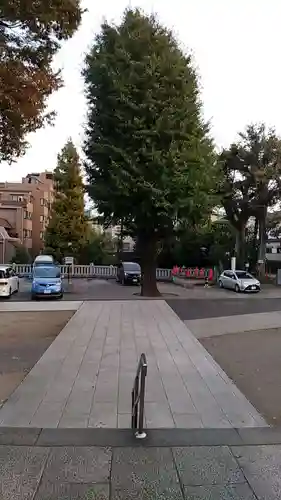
(131, 353), (147, 439)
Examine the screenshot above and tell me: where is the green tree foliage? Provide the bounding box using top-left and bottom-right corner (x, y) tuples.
(10, 244), (31, 264)
(45, 139), (88, 262)
(0, 0), (82, 162)
(219, 146), (254, 267)
(220, 124), (281, 270)
(158, 220), (235, 270)
(79, 228), (116, 265)
(83, 9), (217, 296)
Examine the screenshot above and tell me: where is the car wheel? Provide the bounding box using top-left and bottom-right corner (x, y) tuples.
(219, 280), (224, 288)
(31, 294), (37, 301)
(235, 284), (240, 293)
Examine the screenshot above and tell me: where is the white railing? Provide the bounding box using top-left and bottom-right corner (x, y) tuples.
(14, 264), (171, 280)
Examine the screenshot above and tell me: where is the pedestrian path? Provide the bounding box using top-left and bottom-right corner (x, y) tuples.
(0, 300), (82, 311)
(0, 300), (267, 428)
(2, 439), (279, 500)
(186, 310), (281, 338)
(2, 435), (281, 500)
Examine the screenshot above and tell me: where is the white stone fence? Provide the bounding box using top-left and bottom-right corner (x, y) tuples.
(14, 264), (172, 281)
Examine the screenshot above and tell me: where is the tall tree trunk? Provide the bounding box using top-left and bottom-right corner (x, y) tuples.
(235, 225), (246, 268)
(257, 208), (267, 277)
(138, 232), (160, 297)
(252, 217), (258, 266)
(117, 220), (123, 259)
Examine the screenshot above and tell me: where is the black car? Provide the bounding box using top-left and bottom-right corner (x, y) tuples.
(116, 262), (141, 285)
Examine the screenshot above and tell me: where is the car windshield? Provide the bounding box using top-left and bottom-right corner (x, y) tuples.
(34, 261), (54, 267)
(235, 271), (253, 279)
(123, 263), (140, 272)
(34, 267), (60, 279)
(0, 270), (6, 278)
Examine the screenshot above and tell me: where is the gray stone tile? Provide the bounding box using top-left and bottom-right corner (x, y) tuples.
(0, 428), (41, 446)
(237, 428), (281, 445)
(201, 414), (232, 429)
(31, 402), (66, 428)
(117, 413), (131, 429)
(112, 447), (180, 492)
(112, 485), (184, 500)
(94, 380), (119, 403)
(173, 413), (204, 428)
(183, 483), (257, 499)
(143, 377), (167, 403)
(232, 445), (281, 500)
(89, 403), (117, 428)
(166, 393), (197, 414)
(145, 402), (175, 428)
(64, 390), (94, 414)
(42, 446), (111, 483)
(0, 410), (35, 427)
(35, 482), (109, 500)
(173, 446), (244, 486)
(0, 445), (49, 500)
(117, 396), (132, 414)
(58, 415), (89, 428)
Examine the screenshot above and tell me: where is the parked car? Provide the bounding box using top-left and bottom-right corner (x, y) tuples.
(219, 270), (261, 293)
(116, 261), (141, 285)
(31, 265), (63, 300)
(33, 255), (54, 268)
(0, 265), (19, 298)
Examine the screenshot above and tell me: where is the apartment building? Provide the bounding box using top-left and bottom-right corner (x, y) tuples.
(0, 171), (54, 257)
(103, 224), (135, 252)
(22, 172), (54, 255)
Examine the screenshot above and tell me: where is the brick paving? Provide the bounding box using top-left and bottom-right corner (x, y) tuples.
(0, 300), (266, 429)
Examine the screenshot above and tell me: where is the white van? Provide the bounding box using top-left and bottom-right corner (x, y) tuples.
(33, 255), (54, 266)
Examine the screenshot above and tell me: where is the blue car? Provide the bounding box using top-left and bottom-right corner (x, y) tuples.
(31, 265), (63, 300)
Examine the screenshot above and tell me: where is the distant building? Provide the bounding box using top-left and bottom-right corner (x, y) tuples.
(0, 226), (21, 264)
(90, 218), (135, 252)
(0, 171), (54, 258)
(103, 225), (135, 252)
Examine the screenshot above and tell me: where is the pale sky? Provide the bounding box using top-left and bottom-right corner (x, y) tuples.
(3, 0), (281, 181)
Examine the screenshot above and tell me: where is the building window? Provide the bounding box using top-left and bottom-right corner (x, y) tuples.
(24, 211), (32, 219)
(23, 229), (32, 239)
(122, 242), (131, 252)
(10, 194), (24, 202)
(40, 231), (44, 240)
(40, 198), (49, 208)
(40, 215), (44, 222)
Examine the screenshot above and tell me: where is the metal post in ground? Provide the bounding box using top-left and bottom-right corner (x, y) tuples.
(135, 367), (147, 439)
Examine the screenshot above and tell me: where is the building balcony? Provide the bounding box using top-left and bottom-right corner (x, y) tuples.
(0, 199), (28, 208)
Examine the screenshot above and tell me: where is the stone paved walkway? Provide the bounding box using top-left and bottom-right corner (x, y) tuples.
(1, 436), (281, 500)
(186, 310), (281, 338)
(0, 301), (266, 428)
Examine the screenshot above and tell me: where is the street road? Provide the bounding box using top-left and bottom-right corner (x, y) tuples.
(3, 278), (281, 322)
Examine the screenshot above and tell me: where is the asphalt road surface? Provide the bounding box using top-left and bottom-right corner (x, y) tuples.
(167, 297), (281, 320)
(5, 278), (134, 302)
(3, 279), (281, 321)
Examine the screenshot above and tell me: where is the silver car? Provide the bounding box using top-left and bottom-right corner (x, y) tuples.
(219, 270), (261, 293)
